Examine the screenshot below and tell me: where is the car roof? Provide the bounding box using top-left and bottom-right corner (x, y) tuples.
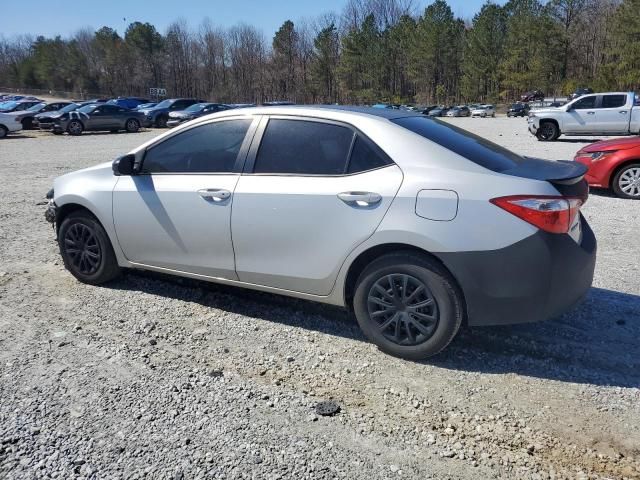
(211, 105), (424, 121)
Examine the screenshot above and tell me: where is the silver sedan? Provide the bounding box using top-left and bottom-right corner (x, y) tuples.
(45, 106), (596, 359)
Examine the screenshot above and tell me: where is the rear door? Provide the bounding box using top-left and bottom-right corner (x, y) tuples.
(595, 94), (631, 133)
(231, 117), (403, 296)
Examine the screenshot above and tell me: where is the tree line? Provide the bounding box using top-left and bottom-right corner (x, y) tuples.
(0, 0), (638, 105)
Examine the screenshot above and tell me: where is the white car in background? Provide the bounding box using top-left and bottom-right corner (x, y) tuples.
(471, 105), (496, 118)
(0, 111), (23, 138)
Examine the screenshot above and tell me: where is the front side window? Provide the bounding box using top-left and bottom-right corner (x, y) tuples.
(142, 119), (251, 174)
(601, 95), (627, 109)
(253, 119), (354, 175)
(573, 96), (596, 109)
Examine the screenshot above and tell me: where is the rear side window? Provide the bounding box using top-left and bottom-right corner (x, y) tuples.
(254, 119), (354, 175)
(602, 95), (626, 109)
(347, 136), (392, 173)
(392, 116), (524, 173)
(142, 119), (251, 173)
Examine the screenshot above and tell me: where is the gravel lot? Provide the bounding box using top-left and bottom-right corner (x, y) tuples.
(0, 118), (639, 480)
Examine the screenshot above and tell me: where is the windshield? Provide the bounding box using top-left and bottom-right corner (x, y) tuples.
(154, 99), (174, 109)
(27, 103), (46, 112)
(58, 104), (79, 113)
(77, 104), (97, 114)
(392, 116), (525, 173)
(186, 103), (208, 112)
(0, 101), (18, 110)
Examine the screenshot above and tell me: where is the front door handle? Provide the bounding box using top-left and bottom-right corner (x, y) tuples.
(586, 111), (596, 115)
(197, 188), (231, 202)
(620, 110), (628, 114)
(338, 191), (382, 207)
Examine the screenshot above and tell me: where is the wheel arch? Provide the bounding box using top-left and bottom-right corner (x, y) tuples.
(608, 158), (640, 188)
(342, 242), (467, 323)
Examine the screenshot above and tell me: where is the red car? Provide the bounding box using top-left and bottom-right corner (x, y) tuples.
(574, 137), (640, 199)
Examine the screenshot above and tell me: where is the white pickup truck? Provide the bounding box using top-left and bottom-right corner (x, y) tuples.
(528, 91), (640, 141)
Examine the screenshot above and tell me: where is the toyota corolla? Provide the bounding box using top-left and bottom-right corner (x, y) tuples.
(44, 106), (596, 360)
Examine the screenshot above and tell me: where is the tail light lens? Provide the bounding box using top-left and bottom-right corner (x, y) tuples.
(490, 195), (583, 234)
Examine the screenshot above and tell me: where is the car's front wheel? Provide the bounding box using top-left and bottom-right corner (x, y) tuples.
(58, 211), (121, 284)
(67, 120), (84, 136)
(536, 121), (559, 141)
(612, 163), (640, 199)
(353, 252), (463, 360)
(0, 126), (7, 139)
(125, 118), (140, 133)
(155, 115), (168, 128)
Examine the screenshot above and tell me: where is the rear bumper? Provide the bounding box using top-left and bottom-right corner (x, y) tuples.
(437, 217), (597, 326)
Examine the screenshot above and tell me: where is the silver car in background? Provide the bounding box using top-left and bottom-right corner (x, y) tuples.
(45, 106), (596, 359)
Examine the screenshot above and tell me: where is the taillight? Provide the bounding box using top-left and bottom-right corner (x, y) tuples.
(490, 195), (583, 234)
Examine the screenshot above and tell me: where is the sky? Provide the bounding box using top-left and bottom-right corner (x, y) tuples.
(1, 0), (496, 39)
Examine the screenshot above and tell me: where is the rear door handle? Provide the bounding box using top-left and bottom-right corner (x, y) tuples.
(586, 111), (596, 115)
(197, 188), (231, 202)
(338, 191), (382, 206)
(620, 111), (628, 114)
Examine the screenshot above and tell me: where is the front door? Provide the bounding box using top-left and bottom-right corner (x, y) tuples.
(113, 117), (256, 278)
(564, 95), (597, 134)
(231, 117), (403, 296)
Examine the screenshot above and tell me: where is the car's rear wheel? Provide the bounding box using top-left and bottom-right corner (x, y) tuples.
(536, 121), (559, 141)
(125, 118), (140, 133)
(21, 118), (33, 130)
(612, 163), (640, 199)
(58, 211), (121, 284)
(0, 126), (7, 139)
(353, 253), (463, 360)
(67, 120), (83, 136)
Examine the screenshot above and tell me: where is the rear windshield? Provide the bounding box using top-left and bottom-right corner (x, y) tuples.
(392, 116), (524, 172)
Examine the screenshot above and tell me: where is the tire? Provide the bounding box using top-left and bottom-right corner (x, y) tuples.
(0, 126), (7, 139)
(21, 118), (33, 130)
(353, 252), (464, 360)
(611, 163), (640, 199)
(58, 211), (121, 284)
(67, 120), (83, 136)
(536, 121), (559, 141)
(155, 115), (168, 128)
(125, 118), (140, 133)
(53, 131), (63, 135)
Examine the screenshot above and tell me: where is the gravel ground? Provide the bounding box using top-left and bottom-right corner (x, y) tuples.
(0, 120), (639, 480)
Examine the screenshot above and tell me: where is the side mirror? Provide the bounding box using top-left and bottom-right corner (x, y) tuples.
(112, 154), (137, 176)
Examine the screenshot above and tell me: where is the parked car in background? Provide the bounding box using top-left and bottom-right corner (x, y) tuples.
(420, 106), (439, 115)
(263, 101), (296, 106)
(51, 103), (146, 135)
(36, 103), (82, 131)
(507, 103), (530, 117)
(471, 105), (496, 117)
(45, 105), (595, 360)
(427, 106), (449, 117)
(135, 102), (157, 110)
(445, 106), (471, 117)
(568, 88), (593, 101)
(574, 137), (640, 199)
(0, 111), (23, 138)
(14, 101), (73, 130)
(548, 101), (566, 108)
(528, 92), (640, 141)
(139, 98), (204, 128)
(166, 103), (232, 127)
(107, 97), (150, 110)
(520, 90), (545, 102)
(0, 99), (43, 113)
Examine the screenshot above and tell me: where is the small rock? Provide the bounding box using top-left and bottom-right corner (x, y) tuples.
(148, 339), (157, 346)
(390, 464), (399, 473)
(315, 400), (341, 417)
(440, 450), (455, 458)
